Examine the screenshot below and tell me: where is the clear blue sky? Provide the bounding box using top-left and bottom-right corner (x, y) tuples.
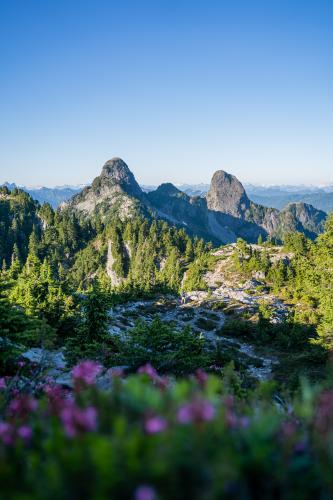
(1, 0), (332, 187)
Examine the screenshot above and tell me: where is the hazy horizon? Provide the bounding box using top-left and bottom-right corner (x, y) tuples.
(1, 1), (332, 187)
(2, 160), (333, 191)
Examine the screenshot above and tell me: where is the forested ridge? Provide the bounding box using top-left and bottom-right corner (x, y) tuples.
(1, 184), (332, 363)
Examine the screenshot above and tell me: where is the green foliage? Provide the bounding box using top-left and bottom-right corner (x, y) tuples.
(69, 241), (107, 289)
(111, 316), (209, 374)
(0, 291), (55, 374)
(284, 231), (310, 255)
(9, 255), (76, 338)
(3, 369), (333, 498)
(232, 238), (270, 276)
(183, 254), (213, 291)
(267, 259), (288, 293)
(313, 214), (333, 345)
(66, 216), (203, 294)
(0, 187), (39, 267)
(65, 283), (111, 364)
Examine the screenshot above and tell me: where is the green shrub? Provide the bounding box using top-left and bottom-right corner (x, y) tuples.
(2, 365), (333, 498)
(110, 316), (210, 374)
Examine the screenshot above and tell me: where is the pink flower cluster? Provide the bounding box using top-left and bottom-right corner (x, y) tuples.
(145, 416), (168, 434)
(72, 361), (102, 387)
(44, 382), (98, 438)
(195, 369), (208, 386)
(60, 402), (97, 438)
(0, 391), (38, 446)
(44, 383), (68, 414)
(0, 422), (32, 445)
(177, 399), (215, 424)
(222, 395), (249, 429)
(9, 395), (38, 418)
(137, 363), (169, 390)
(135, 485), (156, 500)
(138, 363), (158, 378)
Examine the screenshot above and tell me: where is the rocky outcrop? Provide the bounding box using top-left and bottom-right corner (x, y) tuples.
(63, 158), (148, 219)
(206, 170), (326, 240)
(100, 158), (143, 199)
(106, 240), (123, 286)
(278, 202), (326, 239)
(207, 170), (251, 217)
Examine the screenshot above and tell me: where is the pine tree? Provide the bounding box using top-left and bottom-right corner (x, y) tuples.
(84, 283), (109, 343)
(185, 238), (194, 262)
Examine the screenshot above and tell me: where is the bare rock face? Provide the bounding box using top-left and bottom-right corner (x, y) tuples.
(99, 158), (143, 199)
(106, 240), (123, 286)
(205, 169), (325, 240)
(206, 170), (250, 217)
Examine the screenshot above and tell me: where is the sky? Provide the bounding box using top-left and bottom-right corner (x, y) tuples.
(0, 0), (332, 187)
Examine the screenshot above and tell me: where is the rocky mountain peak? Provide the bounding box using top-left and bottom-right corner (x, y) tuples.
(206, 170), (250, 217)
(63, 158), (145, 217)
(64, 159), (326, 243)
(99, 158), (143, 198)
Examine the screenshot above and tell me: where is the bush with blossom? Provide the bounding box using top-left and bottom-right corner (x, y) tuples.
(1, 362), (333, 498)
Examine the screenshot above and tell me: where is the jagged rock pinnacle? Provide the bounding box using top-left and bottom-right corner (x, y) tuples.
(99, 158), (143, 198)
(206, 170), (250, 217)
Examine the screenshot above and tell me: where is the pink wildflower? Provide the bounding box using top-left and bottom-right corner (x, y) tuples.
(17, 425), (32, 442)
(72, 361), (102, 386)
(0, 422), (13, 445)
(145, 416), (168, 434)
(60, 402), (97, 438)
(177, 399), (215, 424)
(138, 363), (158, 379)
(137, 364), (168, 390)
(135, 485), (156, 500)
(9, 395), (38, 418)
(195, 369), (208, 386)
(0, 377), (6, 390)
(44, 384), (68, 414)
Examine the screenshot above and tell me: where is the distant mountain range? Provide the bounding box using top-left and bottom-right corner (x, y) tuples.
(144, 183), (333, 213)
(61, 158), (327, 244)
(2, 182), (83, 208)
(3, 178), (333, 214)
